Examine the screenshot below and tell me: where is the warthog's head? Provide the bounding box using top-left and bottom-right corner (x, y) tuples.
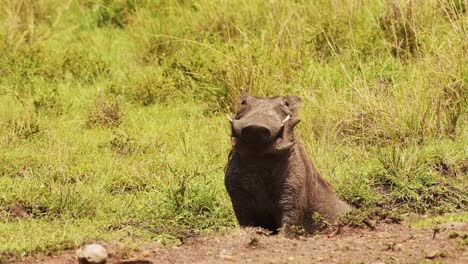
(227, 95), (301, 155)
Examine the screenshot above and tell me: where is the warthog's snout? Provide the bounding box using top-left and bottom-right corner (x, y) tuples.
(227, 96), (300, 149)
(240, 124), (272, 144)
(231, 117), (283, 146)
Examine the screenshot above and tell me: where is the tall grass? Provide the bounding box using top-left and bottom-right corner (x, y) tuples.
(0, 0), (466, 260)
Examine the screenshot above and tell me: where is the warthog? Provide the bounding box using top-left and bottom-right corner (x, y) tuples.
(225, 95), (351, 235)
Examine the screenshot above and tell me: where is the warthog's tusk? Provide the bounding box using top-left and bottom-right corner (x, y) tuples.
(226, 114), (234, 123)
(281, 115), (291, 126)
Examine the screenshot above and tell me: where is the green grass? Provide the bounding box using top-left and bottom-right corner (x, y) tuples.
(0, 0), (467, 261)
(407, 212), (468, 229)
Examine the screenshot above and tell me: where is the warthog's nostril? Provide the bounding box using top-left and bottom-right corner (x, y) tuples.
(240, 125), (271, 143)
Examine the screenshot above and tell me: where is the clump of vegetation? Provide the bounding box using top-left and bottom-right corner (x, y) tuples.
(109, 130), (138, 154)
(86, 95), (123, 127)
(339, 208), (403, 229)
(33, 85), (63, 115)
(0, 45), (59, 87)
(378, 0), (421, 59)
(336, 109), (396, 146)
(158, 165), (230, 229)
(137, 35), (178, 66)
(94, 0), (137, 28)
(436, 80), (466, 138)
(1, 0), (38, 45)
(116, 68), (176, 105)
(3, 113), (42, 140)
(61, 48), (110, 82)
(374, 146), (467, 214)
(108, 129), (159, 155)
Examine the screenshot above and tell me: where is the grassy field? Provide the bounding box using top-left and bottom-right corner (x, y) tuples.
(0, 0), (467, 261)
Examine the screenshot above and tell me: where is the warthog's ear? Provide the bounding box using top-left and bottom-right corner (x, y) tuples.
(238, 94), (250, 106)
(285, 96), (301, 114)
(283, 96), (301, 128)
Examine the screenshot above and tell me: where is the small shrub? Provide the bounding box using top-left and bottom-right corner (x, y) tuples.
(339, 209), (374, 228)
(48, 185), (99, 218)
(130, 70), (173, 105)
(109, 130), (147, 155)
(86, 95), (122, 128)
(167, 54), (232, 110)
(4, 113), (41, 140)
(339, 208), (402, 228)
(110, 68), (176, 105)
(378, 0), (421, 59)
(33, 86), (63, 115)
(306, 15), (350, 60)
(106, 174), (147, 194)
(138, 36), (178, 66)
(0, 45), (60, 87)
(95, 0), (137, 28)
(0, 44), (109, 84)
(211, 58), (256, 112)
(435, 80), (467, 138)
(2, 0), (37, 45)
(335, 109), (399, 147)
(156, 165), (230, 229)
(61, 49), (110, 82)
(196, 12), (240, 42)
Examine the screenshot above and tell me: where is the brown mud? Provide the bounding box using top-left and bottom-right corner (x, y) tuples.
(14, 222), (467, 264)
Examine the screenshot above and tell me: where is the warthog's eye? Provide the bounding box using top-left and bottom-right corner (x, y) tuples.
(240, 99), (247, 105)
(282, 100), (289, 107)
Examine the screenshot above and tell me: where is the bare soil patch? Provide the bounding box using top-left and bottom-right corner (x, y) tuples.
(15, 223), (467, 264)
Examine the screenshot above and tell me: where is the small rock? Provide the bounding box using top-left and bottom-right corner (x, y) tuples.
(425, 250), (440, 259)
(393, 243), (403, 252)
(385, 241), (396, 251)
(219, 249), (235, 261)
(141, 250), (151, 258)
(222, 255), (235, 261)
(287, 256), (295, 261)
(76, 244), (108, 264)
(247, 237), (259, 247)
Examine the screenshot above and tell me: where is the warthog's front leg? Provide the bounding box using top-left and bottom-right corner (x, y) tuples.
(279, 210), (304, 237)
(279, 191), (304, 237)
(228, 192), (256, 227)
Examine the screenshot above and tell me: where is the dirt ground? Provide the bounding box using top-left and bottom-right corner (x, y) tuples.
(15, 222), (467, 264)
